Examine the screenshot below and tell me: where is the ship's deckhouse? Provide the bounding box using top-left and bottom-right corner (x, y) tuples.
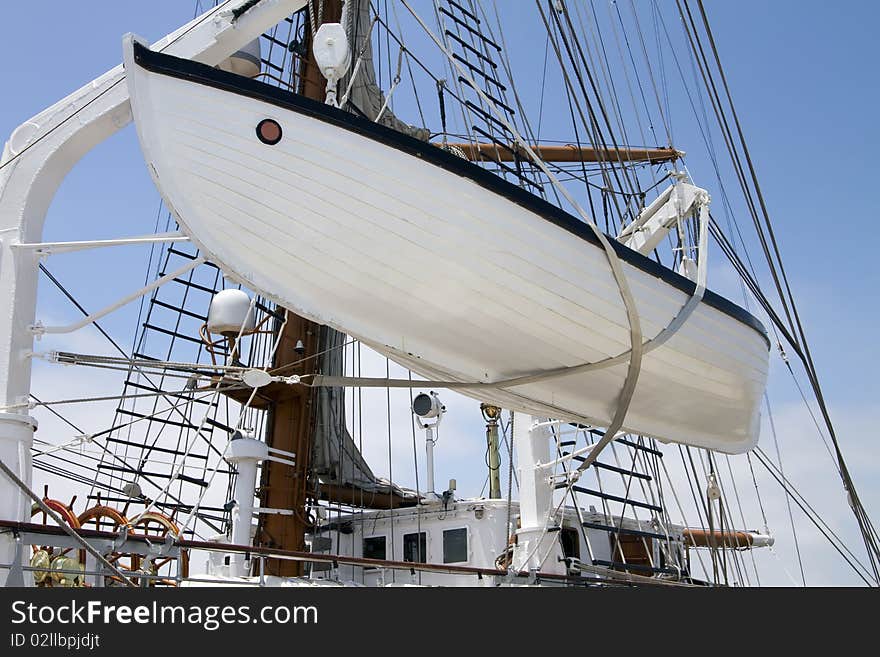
(308, 500), (693, 586)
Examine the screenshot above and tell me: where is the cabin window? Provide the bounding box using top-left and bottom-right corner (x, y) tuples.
(443, 528), (468, 563)
(403, 532), (427, 563)
(363, 536), (386, 563)
(560, 528), (580, 561)
(611, 533), (653, 574)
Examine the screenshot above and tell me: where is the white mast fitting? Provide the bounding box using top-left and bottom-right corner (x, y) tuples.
(617, 175), (711, 284)
(225, 434), (268, 578)
(510, 414), (566, 575)
(0, 0), (309, 586)
(223, 433), (298, 578)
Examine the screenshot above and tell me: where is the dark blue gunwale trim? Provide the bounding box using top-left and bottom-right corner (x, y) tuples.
(131, 41), (769, 347)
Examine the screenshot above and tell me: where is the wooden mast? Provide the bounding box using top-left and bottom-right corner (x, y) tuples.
(253, 0), (344, 578)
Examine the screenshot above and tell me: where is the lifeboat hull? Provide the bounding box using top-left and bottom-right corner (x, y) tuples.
(124, 39), (769, 453)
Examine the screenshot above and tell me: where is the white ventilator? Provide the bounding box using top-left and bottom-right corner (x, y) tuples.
(217, 39), (262, 78)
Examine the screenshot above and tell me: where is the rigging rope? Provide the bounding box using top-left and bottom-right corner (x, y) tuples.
(402, 0), (650, 461)
(753, 448), (875, 586)
(764, 394), (807, 586)
(682, 0), (880, 579)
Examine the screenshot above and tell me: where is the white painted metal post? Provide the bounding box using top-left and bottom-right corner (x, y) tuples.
(225, 436), (268, 577)
(510, 413), (566, 575)
(0, 413), (36, 568)
(425, 425), (435, 493)
(413, 392), (443, 497)
(0, 209), (44, 585)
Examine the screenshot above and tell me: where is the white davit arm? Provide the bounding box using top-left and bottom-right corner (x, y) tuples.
(0, 0), (307, 406)
(617, 176), (711, 271)
(0, 0), (307, 586)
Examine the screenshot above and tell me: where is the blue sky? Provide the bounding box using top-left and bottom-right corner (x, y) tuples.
(1, 1), (877, 585)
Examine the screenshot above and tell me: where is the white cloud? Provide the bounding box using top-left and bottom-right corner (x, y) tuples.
(653, 398), (880, 586)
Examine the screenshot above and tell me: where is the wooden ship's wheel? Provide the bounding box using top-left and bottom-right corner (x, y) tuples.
(74, 505), (189, 586)
(127, 511), (189, 586)
(76, 503), (131, 586)
(29, 490), (86, 587)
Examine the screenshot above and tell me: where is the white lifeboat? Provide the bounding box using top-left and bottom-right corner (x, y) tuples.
(123, 37), (769, 453)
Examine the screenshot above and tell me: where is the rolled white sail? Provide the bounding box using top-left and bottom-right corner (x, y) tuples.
(123, 38), (769, 454)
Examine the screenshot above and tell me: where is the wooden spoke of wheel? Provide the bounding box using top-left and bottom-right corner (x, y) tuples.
(77, 504), (129, 533)
(76, 505), (133, 586)
(129, 511), (189, 586)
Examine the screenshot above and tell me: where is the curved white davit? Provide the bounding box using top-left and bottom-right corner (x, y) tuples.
(123, 38), (770, 454)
